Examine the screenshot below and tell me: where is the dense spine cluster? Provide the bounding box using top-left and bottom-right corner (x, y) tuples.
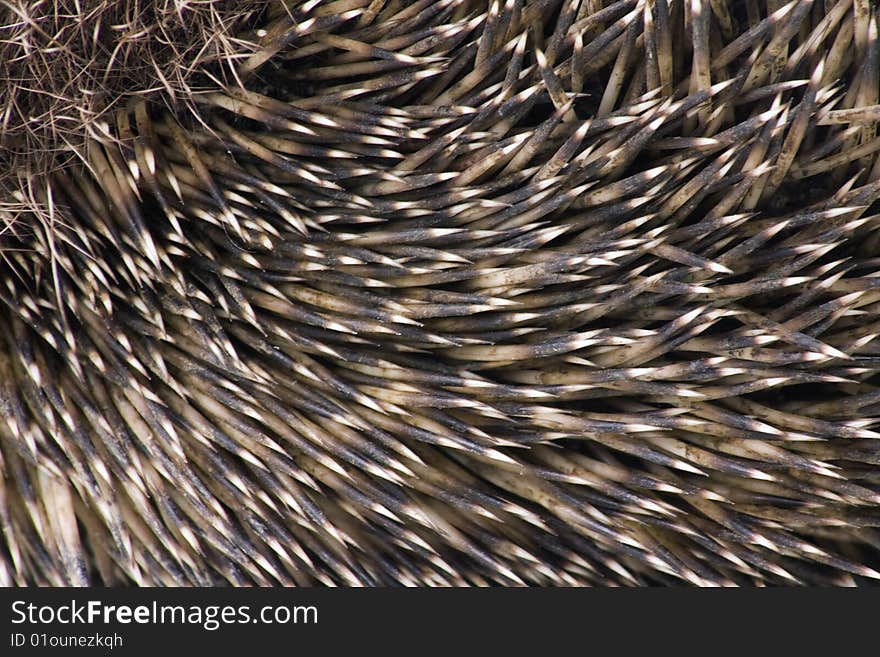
(2, 0), (880, 586)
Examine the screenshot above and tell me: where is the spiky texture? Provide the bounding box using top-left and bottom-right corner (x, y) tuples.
(2, 0), (880, 586)
(0, 0), (269, 223)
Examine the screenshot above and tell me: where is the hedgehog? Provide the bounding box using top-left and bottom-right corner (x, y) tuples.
(2, 0), (880, 587)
